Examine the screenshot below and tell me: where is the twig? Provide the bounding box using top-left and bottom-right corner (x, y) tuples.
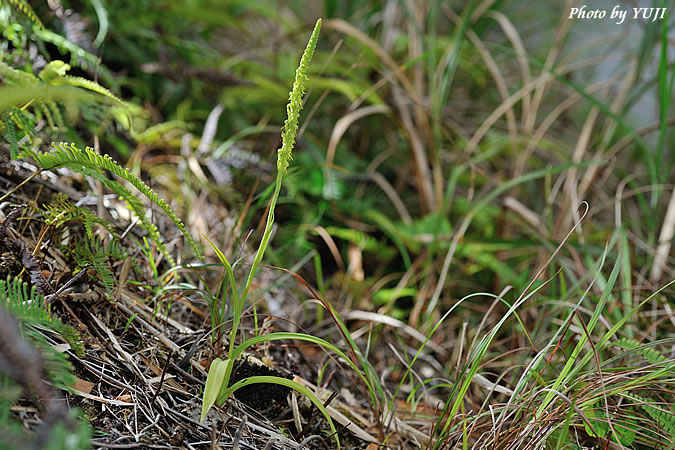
(150, 350), (173, 407)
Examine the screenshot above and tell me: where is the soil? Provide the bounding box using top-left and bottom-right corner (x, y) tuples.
(228, 356), (292, 412)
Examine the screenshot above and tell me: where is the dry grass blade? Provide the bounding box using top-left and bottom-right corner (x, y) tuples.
(325, 105), (389, 166)
(503, 196), (546, 235)
(485, 11), (531, 125)
(467, 28), (518, 153)
(391, 87), (436, 212)
(324, 19), (417, 99)
(445, 8), (518, 155)
(650, 187), (675, 282)
(310, 225), (345, 272)
(464, 57), (604, 157)
(324, 18), (436, 212)
(558, 107), (600, 239)
(514, 78), (617, 178)
(368, 172), (412, 224)
(345, 310), (448, 356)
(523, 0), (574, 134)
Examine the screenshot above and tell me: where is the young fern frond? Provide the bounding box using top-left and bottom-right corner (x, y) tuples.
(34, 142), (203, 264)
(43, 193), (112, 239)
(38, 61), (70, 82)
(61, 75), (123, 106)
(33, 28), (114, 84)
(0, 62), (58, 128)
(73, 238), (116, 294)
(0, 60), (122, 129)
(39, 61), (124, 107)
(3, 0), (44, 30)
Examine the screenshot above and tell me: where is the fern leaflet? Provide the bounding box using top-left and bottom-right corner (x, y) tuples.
(1, 277), (82, 353)
(73, 237), (116, 294)
(623, 392), (675, 437)
(42, 193), (112, 239)
(610, 337), (667, 364)
(34, 142), (203, 264)
(0, 112), (20, 159)
(4, 0), (44, 29)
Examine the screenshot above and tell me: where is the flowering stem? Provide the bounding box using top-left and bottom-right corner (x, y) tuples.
(236, 18), (321, 349)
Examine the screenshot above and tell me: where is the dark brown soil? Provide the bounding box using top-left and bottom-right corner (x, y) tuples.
(229, 356), (292, 412)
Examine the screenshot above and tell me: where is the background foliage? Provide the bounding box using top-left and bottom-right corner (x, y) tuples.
(0, 0), (674, 448)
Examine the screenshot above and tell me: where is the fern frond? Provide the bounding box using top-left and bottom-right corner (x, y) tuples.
(36, 60), (122, 108)
(36, 99), (59, 130)
(0, 276), (83, 358)
(44, 195), (134, 296)
(34, 142), (204, 263)
(33, 28), (114, 83)
(1, 112), (20, 159)
(60, 75), (124, 106)
(7, 107), (35, 151)
(45, 98), (66, 129)
(623, 392), (675, 437)
(38, 61), (71, 82)
(0, 59), (120, 126)
(0, 65), (66, 129)
(74, 238), (115, 294)
(0, 60), (39, 85)
(35, 99), (56, 130)
(324, 226), (381, 252)
(610, 338), (667, 364)
(307, 77), (384, 105)
(133, 120), (189, 144)
(4, 0), (44, 30)
(21, 325), (77, 390)
(0, 84), (97, 114)
(98, 174), (169, 264)
(37, 145), (170, 263)
(43, 193), (112, 239)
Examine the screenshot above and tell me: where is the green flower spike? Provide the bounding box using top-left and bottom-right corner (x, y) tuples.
(239, 18), (321, 304)
(277, 18), (321, 176)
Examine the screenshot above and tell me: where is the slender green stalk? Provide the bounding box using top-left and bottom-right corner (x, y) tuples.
(200, 20), (326, 442)
(240, 19), (321, 305)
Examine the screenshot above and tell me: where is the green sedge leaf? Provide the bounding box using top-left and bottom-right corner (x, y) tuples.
(200, 358), (231, 422)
